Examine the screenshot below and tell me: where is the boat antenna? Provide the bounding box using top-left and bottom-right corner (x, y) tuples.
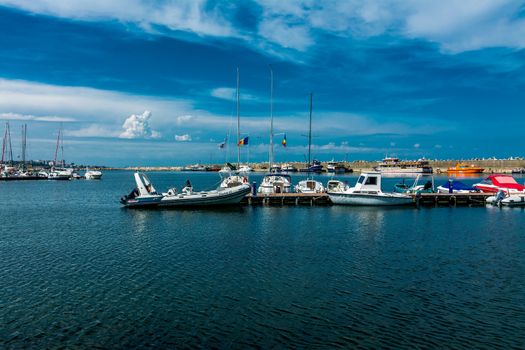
(269, 65), (274, 172)
(236, 67), (240, 169)
(307, 92), (313, 168)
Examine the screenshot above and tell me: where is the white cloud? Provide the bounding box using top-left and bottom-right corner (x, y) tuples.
(120, 110), (161, 139)
(66, 124), (121, 138)
(3, 0), (525, 54)
(175, 134), (192, 142)
(210, 87), (260, 101)
(0, 0), (237, 38)
(0, 112), (75, 122)
(176, 115), (193, 125)
(0, 78), (195, 130)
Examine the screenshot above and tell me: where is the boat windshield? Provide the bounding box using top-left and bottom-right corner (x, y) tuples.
(357, 176), (365, 184)
(365, 176), (378, 185)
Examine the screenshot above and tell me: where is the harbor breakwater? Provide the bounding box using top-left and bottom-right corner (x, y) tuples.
(108, 159), (525, 173)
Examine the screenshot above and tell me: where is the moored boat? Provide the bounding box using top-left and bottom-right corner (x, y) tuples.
(473, 174), (525, 193)
(294, 179), (325, 193)
(328, 172), (414, 206)
(374, 157), (433, 174)
(257, 174), (292, 194)
(486, 190), (525, 207)
(85, 167), (102, 180)
(447, 163), (484, 174)
(120, 172), (163, 207)
(120, 172), (251, 208)
(437, 180), (478, 193)
(281, 163), (297, 173)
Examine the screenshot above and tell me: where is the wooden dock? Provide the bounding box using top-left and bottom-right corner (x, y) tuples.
(241, 192), (494, 207)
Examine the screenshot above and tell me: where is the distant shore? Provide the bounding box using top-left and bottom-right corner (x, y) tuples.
(104, 159), (525, 174)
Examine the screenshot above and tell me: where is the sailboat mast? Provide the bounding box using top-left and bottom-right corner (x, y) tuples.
(60, 127), (65, 167)
(53, 128), (60, 166)
(1, 124), (6, 164)
(21, 124), (27, 170)
(7, 122), (13, 165)
(308, 93), (313, 166)
(236, 67), (240, 168)
(269, 66), (274, 171)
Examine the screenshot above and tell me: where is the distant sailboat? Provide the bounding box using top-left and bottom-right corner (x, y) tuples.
(48, 127), (72, 180)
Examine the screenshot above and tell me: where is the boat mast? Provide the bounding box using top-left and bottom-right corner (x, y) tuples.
(307, 92), (313, 167)
(7, 122), (13, 165)
(21, 124), (27, 171)
(53, 128), (60, 167)
(1, 124), (6, 165)
(269, 66), (274, 171)
(236, 67), (240, 168)
(60, 126), (65, 167)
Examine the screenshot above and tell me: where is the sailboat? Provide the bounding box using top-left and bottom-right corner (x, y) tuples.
(295, 93), (324, 193)
(258, 66), (292, 194)
(219, 68), (249, 188)
(48, 127), (73, 180)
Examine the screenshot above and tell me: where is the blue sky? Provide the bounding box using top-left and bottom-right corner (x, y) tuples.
(1, 1), (525, 166)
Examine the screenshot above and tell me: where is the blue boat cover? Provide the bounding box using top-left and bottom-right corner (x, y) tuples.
(441, 180), (475, 191)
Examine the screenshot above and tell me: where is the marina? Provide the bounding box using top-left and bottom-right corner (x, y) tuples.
(3, 2), (525, 348)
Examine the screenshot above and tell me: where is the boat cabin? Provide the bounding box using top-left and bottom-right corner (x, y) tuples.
(352, 172), (382, 193)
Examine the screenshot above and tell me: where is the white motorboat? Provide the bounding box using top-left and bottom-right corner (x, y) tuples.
(121, 172), (251, 208)
(85, 168), (103, 180)
(281, 163), (297, 172)
(295, 179), (325, 193)
(326, 180), (349, 193)
(486, 190), (525, 207)
(48, 167), (72, 180)
(219, 174), (249, 188)
(120, 172), (163, 207)
(218, 165), (232, 173)
(160, 182), (251, 207)
(238, 164), (253, 173)
(473, 174), (525, 193)
(257, 174), (292, 194)
(328, 172), (414, 206)
(270, 164), (282, 173)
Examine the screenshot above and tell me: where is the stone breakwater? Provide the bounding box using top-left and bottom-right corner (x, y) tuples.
(108, 159), (525, 173)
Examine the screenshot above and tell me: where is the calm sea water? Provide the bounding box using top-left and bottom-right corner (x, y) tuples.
(1, 171), (525, 349)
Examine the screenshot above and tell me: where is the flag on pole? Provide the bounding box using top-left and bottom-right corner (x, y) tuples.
(238, 136), (249, 146)
(282, 134), (287, 147)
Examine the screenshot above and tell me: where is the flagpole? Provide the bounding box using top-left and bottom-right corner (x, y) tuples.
(236, 67), (240, 169)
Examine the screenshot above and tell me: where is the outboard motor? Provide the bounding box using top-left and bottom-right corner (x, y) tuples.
(495, 189), (506, 206)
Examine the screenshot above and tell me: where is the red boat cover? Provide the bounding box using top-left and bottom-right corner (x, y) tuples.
(488, 175), (525, 190)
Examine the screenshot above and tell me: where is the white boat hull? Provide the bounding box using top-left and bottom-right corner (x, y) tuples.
(159, 185), (250, 207)
(329, 192), (414, 206)
(486, 194), (525, 207)
(85, 171), (102, 179)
